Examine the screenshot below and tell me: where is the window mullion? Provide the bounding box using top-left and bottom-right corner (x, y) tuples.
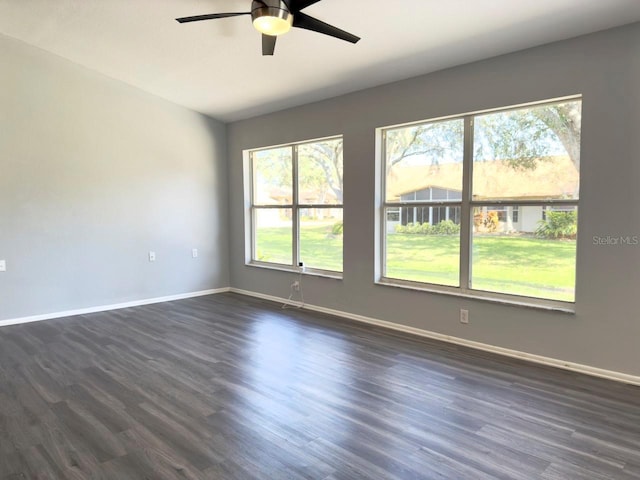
(460, 116), (474, 291)
(381, 130), (389, 279)
(250, 152), (256, 262)
(292, 145), (300, 267)
(251, 206), (257, 263)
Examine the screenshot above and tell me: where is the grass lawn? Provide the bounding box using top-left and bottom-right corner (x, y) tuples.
(256, 223), (343, 272)
(256, 225), (576, 302)
(386, 233), (576, 301)
(470, 234), (576, 301)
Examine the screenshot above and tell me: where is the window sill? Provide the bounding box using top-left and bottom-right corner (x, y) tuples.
(376, 278), (575, 314)
(246, 262), (343, 280)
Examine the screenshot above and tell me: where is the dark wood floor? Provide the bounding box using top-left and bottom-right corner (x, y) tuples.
(0, 293), (639, 479)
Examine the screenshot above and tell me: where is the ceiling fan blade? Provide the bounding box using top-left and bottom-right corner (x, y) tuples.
(262, 34), (277, 56)
(289, 0), (323, 11)
(176, 12), (250, 23)
(292, 12), (360, 44)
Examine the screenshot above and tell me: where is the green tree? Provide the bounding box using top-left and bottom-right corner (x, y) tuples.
(257, 102), (581, 204)
(299, 139), (343, 203)
(253, 147), (293, 203)
(474, 101), (581, 171)
(386, 119), (464, 173)
(253, 140), (343, 204)
(533, 102), (581, 170)
(386, 101), (581, 173)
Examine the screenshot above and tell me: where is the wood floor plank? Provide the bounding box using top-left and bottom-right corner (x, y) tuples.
(0, 292), (639, 479)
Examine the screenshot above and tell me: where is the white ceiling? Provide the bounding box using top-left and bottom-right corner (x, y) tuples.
(1, 0), (640, 122)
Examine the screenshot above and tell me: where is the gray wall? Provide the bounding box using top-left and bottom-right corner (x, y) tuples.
(0, 34), (229, 320)
(227, 23), (640, 376)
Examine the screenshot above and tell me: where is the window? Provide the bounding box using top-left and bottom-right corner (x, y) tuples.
(483, 206), (518, 223)
(381, 98), (581, 304)
(542, 205), (576, 221)
(249, 137), (343, 274)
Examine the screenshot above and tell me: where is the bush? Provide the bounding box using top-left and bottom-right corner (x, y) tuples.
(396, 222), (417, 234)
(395, 221), (459, 235)
(420, 223), (434, 235)
(407, 222), (422, 234)
(432, 220), (460, 235)
(535, 211), (577, 239)
(331, 221), (344, 235)
(486, 211), (499, 232)
(474, 210), (499, 232)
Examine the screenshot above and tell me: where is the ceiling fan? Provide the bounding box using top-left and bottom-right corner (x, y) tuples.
(176, 0), (361, 56)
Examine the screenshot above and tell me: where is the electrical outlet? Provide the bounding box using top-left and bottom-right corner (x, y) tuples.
(192, 248), (198, 258)
(292, 281), (300, 290)
(149, 251), (156, 262)
(0, 260), (5, 272)
(460, 309), (469, 324)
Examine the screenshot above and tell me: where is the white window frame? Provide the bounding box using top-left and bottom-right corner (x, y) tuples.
(247, 136), (344, 277)
(376, 96), (581, 311)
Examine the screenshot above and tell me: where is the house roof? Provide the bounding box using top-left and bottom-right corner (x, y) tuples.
(264, 186), (338, 205)
(387, 156), (579, 201)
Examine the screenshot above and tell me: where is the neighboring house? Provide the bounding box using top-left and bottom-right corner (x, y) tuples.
(256, 184), (341, 226)
(386, 156), (578, 233)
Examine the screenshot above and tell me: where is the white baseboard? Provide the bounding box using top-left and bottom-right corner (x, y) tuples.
(0, 287), (231, 328)
(3, 286), (638, 386)
(230, 288), (640, 387)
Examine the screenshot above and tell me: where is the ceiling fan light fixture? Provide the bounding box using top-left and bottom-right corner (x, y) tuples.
(177, 0), (361, 56)
(251, 3), (293, 36)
